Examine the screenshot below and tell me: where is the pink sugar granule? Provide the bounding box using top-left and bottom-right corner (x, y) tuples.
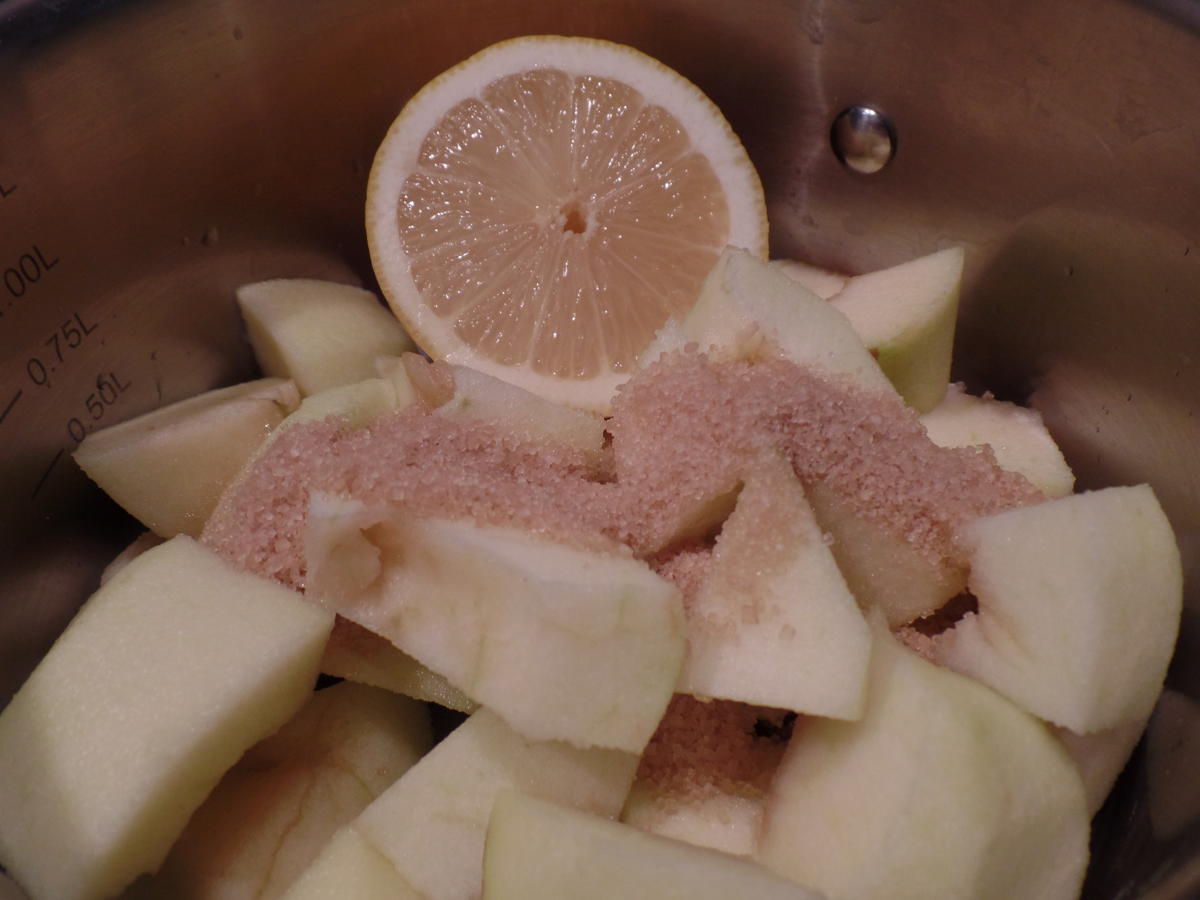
(635, 694), (790, 801)
(202, 349), (1042, 601)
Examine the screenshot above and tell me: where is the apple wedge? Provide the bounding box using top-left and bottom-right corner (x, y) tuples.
(281, 828), (416, 900)
(773, 258), (848, 299)
(622, 783), (766, 858)
(1052, 717), (1147, 815)
(435, 364), (607, 462)
(320, 618), (478, 714)
(294, 708), (638, 900)
(828, 247), (964, 413)
(678, 458), (871, 720)
(305, 496), (685, 753)
(274, 375), (415, 434)
(237, 279), (416, 396)
(125, 682), (431, 899)
(755, 621), (1090, 900)
(0, 536), (332, 900)
(679, 247), (896, 396)
(920, 383), (1074, 498)
(936, 485), (1182, 733)
(484, 790), (823, 900)
(805, 479), (965, 627)
(74, 377), (300, 537)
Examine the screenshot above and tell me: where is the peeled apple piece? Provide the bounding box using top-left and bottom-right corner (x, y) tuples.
(755, 622), (1090, 900)
(0, 536), (333, 900)
(305, 496), (685, 753)
(435, 364), (608, 461)
(772, 258), (847, 299)
(298, 708), (638, 900)
(320, 618), (478, 713)
(483, 790), (824, 900)
(73, 377), (300, 538)
(677, 457), (871, 720)
(937, 485), (1182, 733)
(125, 682), (431, 900)
(281, 828), (414, 900)
(920, 383), (1075, 498)
(621, 781), (766, 858)
(805, 479), (965, 627)
(828, 246), (964, 413)
(675, 246), (896, 395)
(237, 279), (416, 396)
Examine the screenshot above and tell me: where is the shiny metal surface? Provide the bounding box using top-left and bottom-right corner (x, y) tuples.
(1, 0), (1198, 896)
(831, 105), (895, 173)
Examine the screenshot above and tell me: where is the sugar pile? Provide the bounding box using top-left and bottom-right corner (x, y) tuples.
(201, 348), (1043, 794)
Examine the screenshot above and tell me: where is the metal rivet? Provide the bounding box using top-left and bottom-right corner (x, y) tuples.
(831, 106), (895, 174)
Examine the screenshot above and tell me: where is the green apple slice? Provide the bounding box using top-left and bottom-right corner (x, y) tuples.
(483, 790), (823, 900)
(1051, 717), (1147, 815)
(679, 246), (896, 395)
(435, 364), (607, 460)
(805, 479), (965, 627)
(237, 279), (416, 396)
(828, 247), (964, 413)
(125, 682), (431, 899)
(937, 485), (1182, 733)
(281, 828), (415, 900)
(920, 384), (1074, 498)
(772, 258), (848, 299)
(0, 536), (333, 900)
(755, 621), (1089, 900)
(621, 781), (765, 858)
(73, 377), (300, 538)
(320, 618), (478, 714)
(302, 708), (638, 900)
(306, 497), (685, 753)
(678, 458), (871, 719)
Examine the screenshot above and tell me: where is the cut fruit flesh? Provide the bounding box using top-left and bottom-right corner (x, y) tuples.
(333, 708), (638, 900)
(237, 279), (416, 397)
(936, 484), (1182, 733)
(484, 790), (823, 900)
(920, 383), (1074, 499)
(73, 377), (300, 539)
(0, 536), (332, 900)
(305, 497), (685, 752)
(755, 621), (1090, 900)
(367, 35), (767, 412)
(677, 457), (871, 720)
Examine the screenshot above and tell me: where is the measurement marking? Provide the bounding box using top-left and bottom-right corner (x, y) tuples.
(0, 183), (15, 199)
(31, 449), (64, 500)
(0, 389), (22, 424)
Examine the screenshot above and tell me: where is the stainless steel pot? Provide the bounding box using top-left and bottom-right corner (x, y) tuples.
(2, 0), (1197, 896)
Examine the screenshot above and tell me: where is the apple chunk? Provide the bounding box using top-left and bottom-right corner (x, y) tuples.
(678, 246), (895, 395)
(294, 708), (637, 900)
(936, 485), (1182, 733)
(920, 383), (1074, 498)
(306, 497), (685, 753)
(678, 458), (871, 720)
(320, 618), (478, 713)
(280, 828), (415, 900)
(484, 790), (823, 900)
(828, 247), (964, 413)
(435, 364), (607, 462)
(773, 258), (847, 299)
(74, 377), (300, 538)
(237, 279), (415, 396)
(125, 682), (431, 899)
(755, 623), (1090, 900)
(0, 536), (333, 900)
